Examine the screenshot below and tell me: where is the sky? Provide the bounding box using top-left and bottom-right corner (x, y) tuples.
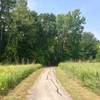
(28, 0), (100, 40)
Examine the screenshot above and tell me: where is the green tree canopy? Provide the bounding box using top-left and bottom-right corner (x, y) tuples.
(80, 32), (97, 60)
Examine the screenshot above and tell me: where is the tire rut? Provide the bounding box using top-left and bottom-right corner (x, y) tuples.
(46, 68), (62, 96)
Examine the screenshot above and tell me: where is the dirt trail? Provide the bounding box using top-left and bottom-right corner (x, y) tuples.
(26, 67), (72, 100)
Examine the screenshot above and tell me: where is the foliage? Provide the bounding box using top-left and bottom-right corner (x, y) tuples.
(56, 68), (100, 100)
(96, 42), (100, 61)
(35, 13), (57, 65)
(58, 62), (100, 95)
(0, 64), (42, 95)
(0, 0), (99, 65)
(56, 10), (86, 61)
(0, 0), (16, 62)
(80, 32), (97, 60)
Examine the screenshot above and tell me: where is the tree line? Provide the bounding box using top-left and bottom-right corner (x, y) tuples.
(0, 0), (99, 65)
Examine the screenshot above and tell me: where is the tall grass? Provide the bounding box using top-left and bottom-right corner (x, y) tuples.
(0, 64), (42, 95)
(58, 62), (100, 95)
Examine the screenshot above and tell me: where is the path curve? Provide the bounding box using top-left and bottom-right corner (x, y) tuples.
(26, 67), (72, 100)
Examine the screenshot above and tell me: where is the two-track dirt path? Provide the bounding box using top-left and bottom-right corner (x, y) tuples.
(26, 67), (72, 100)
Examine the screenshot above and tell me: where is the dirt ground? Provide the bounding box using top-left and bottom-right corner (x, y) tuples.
(26, 67), (72, 100)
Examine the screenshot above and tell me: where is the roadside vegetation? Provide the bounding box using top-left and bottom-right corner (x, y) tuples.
(56, 67), (100, 100)
(3, 68), (43, 100)
(57, 62), (100, 95)
(0, 64), (42, 95)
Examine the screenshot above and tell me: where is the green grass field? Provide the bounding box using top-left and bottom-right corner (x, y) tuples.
(58, 62), (100, 95)
(0, 64), (42, 95)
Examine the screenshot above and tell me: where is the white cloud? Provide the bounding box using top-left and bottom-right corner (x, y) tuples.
(92, 31), (100, 40)
(85, 30), (100, 40)
(84, 27), (100, 40)
(28, 0), (37, 10)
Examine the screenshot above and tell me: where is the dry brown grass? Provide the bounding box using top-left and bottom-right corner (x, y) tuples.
(56, 67), (100, 100)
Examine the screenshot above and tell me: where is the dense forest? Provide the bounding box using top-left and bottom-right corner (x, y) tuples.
(0, 0), (100, 65)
